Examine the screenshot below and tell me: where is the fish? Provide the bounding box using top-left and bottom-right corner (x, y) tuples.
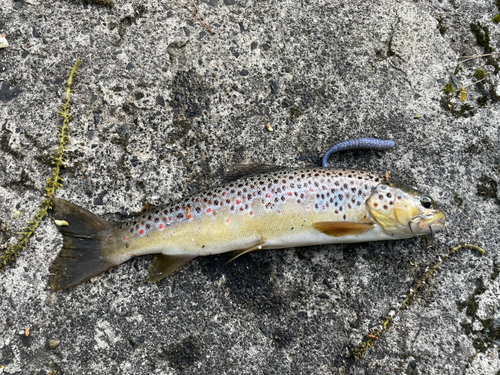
(49, 165), (445, 290)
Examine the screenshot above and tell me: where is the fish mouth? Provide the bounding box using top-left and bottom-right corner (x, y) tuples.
(410, 211), (445, 233)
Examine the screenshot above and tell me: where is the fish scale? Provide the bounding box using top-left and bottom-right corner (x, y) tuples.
(117, 168), (384, 244)
(49, 166), (445, 290)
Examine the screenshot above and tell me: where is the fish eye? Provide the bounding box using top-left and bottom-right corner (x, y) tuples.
(420, 196), (433, 209)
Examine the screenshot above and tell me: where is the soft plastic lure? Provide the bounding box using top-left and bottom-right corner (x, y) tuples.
(322, 138), (395, 168)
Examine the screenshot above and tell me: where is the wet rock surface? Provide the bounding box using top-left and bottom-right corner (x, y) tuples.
(0, 0), (499, 374)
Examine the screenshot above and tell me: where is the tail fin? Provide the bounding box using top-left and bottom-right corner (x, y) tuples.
(49, 198), (120, 290)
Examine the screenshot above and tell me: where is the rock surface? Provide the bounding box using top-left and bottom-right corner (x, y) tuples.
(0, 0), (499, 374)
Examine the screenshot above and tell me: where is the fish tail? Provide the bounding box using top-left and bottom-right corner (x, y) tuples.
(49, 198), (121, 290)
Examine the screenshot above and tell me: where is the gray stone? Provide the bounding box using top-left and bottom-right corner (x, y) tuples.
(0, 0), (499, 374)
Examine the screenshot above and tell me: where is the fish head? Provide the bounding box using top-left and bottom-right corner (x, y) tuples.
(366, 180), (445, 237)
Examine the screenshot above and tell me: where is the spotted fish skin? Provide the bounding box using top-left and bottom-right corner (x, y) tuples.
(109, 168), (392, 259)
(49, 167), (445, 290)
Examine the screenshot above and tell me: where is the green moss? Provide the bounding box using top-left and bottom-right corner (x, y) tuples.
(481, 318), (494, 329)
(470, 23), (493, 53)
(388, 36), (396, 57)
(168, 120), (191, 144)
(461, 322), (474, 335)
(486, 57), (500, 74)
(473, 338), (492, 353)
(437, 17), (447, 35)
(477, 175), (499, 204)
(443, 83), (456, 94)
(445, 102), (475, 119)
(469, 23), (499, 73)
(492, 14), (500, 24)
(492, 261), (499, 280)
(477, 96), (488, 107)
(459, 279), (486, 317)
(453, 191), (463, 207)
(74, 0), (114, 6)
(454, 64), (462, 75)
(460, 295), (479, 316)
(489, 84), (500, 103)
(289, 107), (302, 120)
(473, 69), (487, 80)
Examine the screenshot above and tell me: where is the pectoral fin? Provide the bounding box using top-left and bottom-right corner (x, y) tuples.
(312, 222), (374, 237)
(229, 241), (267, 262)
(147, 254), (197, 283)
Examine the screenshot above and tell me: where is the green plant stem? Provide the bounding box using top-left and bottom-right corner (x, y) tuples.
(0, 58), (82, 271)
(352, 243), (486, 360)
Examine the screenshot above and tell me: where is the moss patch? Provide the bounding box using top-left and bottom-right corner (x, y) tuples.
(473, 69), (487, 80)
(289, 107), (302, 121)
(477, 175), (499, 204)
(491, 261), (499, 280)
(470, 23), (500, 74)
(437, 17), (447, 35)
(442, 100), (475, 119)
(74, 0), (114, 7)
(470, 24), (493, 53)
(443, 83), (456, 94)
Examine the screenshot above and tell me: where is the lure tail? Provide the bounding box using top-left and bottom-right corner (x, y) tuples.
(49, 198), (121, 290)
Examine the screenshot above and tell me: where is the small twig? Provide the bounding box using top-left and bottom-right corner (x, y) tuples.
(352, 243), (486, 360)
(177, 0), (215, 34)
(458, 53), (495, 64)
(463, 77), (488, 89)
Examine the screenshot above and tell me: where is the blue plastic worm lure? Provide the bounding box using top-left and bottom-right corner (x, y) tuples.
(322, 138), (395, 168)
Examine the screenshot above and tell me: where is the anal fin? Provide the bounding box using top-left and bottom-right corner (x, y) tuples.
(312, 222), (374, 237)
(147, 254), (197, 283)
(229, 241), (267, 262)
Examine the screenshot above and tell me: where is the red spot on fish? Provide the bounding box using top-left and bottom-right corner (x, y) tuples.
(310, 188), (314, 192)
(139, 230), (144, 235)
(169, 217), (173, 221)
(236, 200), (242, 205)
(123, 236), (127, 240)
(206, 208), (212, 213)
(187, 214), (192, 219)
(109, 235), (112, 238)
(226, 218), (230, 223)
(266, 193), (272, 198)
(250, 211), (253, 215)
(222, 192), (226, 197)
(306, 206), (311, 210)
(159, 224), (164, 229)
(278, 210), (281, 214)
(322, 206), (326, 210)
(287, 192), (293, 196)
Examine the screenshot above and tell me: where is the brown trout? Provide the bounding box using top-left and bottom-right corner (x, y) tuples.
(49, 166), (445, 290)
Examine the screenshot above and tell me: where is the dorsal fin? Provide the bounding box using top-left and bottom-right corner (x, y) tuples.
(225, 164), (287, 182)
